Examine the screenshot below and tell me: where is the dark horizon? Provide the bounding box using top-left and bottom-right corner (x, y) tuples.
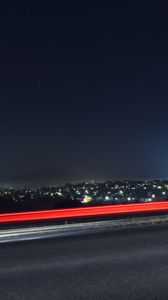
(1, 167), (168, 189)
(0, 3), (168, 181)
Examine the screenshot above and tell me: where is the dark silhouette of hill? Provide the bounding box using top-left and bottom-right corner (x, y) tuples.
(0, 168), (78, 186)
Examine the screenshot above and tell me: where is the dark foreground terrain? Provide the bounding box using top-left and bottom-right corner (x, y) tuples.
(1, 224), (168, 299)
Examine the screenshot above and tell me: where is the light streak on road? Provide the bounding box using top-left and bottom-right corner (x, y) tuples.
(0, 201), (168, 223)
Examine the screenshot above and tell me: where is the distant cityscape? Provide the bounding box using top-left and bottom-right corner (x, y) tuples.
(0, 180), (168, 213)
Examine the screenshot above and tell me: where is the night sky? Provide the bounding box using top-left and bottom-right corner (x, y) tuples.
(0, 2), (168, 183)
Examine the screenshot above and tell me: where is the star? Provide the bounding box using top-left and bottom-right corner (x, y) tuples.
(35, 80), (41, 87)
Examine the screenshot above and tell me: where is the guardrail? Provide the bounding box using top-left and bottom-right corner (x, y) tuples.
(0, 201), (168, 223)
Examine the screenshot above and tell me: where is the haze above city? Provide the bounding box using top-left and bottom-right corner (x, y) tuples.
(0, 3), (167, 184)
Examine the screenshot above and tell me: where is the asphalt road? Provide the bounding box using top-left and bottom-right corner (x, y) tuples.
(1, 224), (168, 299)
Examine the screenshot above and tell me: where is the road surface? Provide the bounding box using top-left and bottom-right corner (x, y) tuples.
(0, 224), (168, 299)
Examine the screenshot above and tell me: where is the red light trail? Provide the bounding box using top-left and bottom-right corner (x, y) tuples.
(0, 201), (168, 223)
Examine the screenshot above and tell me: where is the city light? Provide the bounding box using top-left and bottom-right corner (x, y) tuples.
(82, 195), (92, 204)
(0, 180), (168, 214)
